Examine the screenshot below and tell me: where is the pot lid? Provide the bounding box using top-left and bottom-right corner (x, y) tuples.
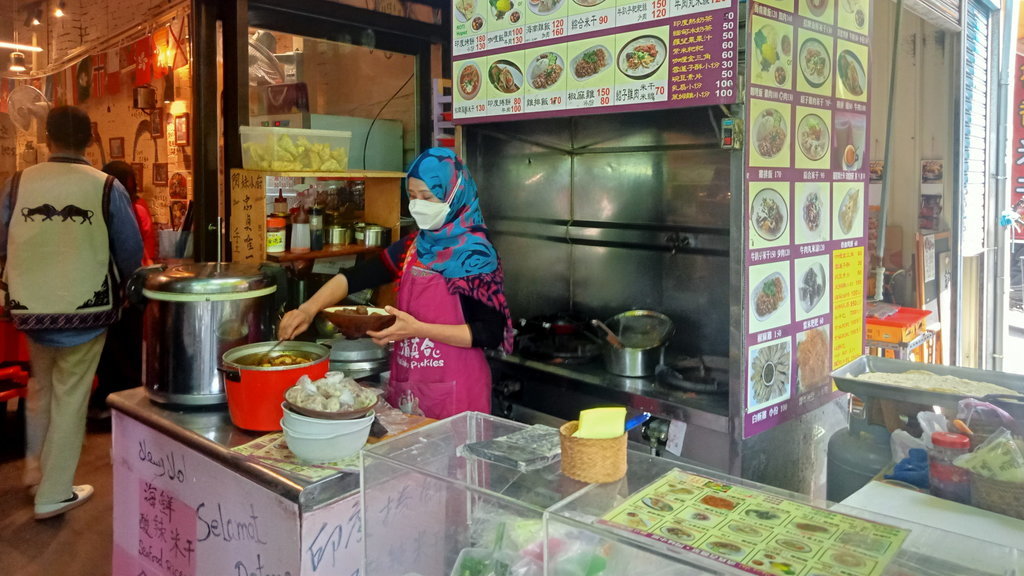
(138, 263), (276, 299)
(329, 336), (389, 362)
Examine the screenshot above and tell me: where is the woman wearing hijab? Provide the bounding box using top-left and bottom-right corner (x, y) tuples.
(278, 148), (513, 419)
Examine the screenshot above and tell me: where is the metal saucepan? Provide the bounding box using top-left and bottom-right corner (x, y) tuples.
(600, 310), (675, 377)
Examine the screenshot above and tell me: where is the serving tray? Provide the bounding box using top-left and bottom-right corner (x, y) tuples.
(831, 355), (1024, 411)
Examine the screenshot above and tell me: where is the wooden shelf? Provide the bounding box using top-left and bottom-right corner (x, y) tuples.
(251, 170), (406, 179)
(266, 245), (383, 263)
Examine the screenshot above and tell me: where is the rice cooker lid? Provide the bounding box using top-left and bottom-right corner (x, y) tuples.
(141, 262), (276, 301)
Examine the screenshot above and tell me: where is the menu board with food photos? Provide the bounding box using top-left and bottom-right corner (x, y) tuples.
(452, 0), (740, 123)
(597, 468), (908, 576)
(742, 0), (870, 438)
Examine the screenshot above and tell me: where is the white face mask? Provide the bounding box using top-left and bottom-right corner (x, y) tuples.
(409, 175), (459, 231)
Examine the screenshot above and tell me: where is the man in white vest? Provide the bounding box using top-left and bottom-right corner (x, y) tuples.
(0, 106), (142, 520)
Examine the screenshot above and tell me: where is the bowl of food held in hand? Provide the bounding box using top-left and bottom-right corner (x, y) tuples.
(284, 372), (380, 420)
(220, 341), (330, 431)
(321, 305), (397, 339)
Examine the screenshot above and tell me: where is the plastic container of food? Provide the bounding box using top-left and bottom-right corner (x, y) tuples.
(928, 431), (971, 504)
(240, 126), (351, 172)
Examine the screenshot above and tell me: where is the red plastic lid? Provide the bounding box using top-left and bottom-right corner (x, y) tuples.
(932, 432), (970, 449)
(267, 217), (286, 228)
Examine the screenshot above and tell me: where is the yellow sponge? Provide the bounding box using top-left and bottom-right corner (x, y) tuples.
(573, 407), (626, 439)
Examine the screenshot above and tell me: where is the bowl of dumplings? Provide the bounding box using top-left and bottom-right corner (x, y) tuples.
(281, 372), (380, 463)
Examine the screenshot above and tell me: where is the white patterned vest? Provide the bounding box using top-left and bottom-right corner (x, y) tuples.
(3, 159), (120, 330)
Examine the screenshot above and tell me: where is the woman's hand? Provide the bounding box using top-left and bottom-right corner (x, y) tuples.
(366, 306), (419, 347)
(278, 306), (315, 340)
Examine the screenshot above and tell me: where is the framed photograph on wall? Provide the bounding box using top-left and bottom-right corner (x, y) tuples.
(150, 109), (164, 139)
(173, 113), (190, 147)
(109, 137), (125, 160)
(153, 162), (168, 186)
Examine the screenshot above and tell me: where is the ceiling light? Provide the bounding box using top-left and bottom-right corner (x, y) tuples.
(31, 8), (42, 26)
(54, 1), (65, 17)
(0, 42), (43, 52)
(9, 52), (27, 73)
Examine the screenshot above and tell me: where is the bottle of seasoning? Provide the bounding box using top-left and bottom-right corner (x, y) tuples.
(290, 206), (310, 254)
(309, 205), (324, 251)
(266, 217), (286, 254)
(273, 188), (288, 215)
(929, 432), (971, 503)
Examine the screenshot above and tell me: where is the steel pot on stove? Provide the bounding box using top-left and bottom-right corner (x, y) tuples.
(600, 310), (675, 377)
(129, 262), (283, 406)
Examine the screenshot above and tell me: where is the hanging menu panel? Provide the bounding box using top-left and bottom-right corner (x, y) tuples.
(452, 0), (739, 123)
(742, 0), (870, 438)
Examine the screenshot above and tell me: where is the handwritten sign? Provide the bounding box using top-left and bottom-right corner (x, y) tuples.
(302, 494), (363, 575)
(112, 412), (301, 576)
(362, 471), (447, 575)
(229, 169), (267, 262)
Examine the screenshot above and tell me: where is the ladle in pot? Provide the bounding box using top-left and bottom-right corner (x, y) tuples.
(255, 339), (287, 365)
(591, 319), (625, 350)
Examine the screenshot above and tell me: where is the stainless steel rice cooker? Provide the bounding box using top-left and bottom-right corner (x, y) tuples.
(130, 262), (281, 406)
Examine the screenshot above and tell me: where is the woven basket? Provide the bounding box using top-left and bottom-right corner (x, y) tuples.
(970, 473), (1024, 520)
(559, 420), (627, 484)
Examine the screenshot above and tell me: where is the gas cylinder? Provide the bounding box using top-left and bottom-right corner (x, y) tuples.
(826, 416), (892, 502)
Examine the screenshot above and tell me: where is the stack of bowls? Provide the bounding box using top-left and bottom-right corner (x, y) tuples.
(280, 403), (375, 464)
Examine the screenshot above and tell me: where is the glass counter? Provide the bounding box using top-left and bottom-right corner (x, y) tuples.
(361, 412), (1023, 576)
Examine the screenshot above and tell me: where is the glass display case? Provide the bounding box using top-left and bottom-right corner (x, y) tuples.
(361, 413), (1023, 576)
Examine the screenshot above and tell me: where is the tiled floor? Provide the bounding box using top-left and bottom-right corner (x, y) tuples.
(0, 418), (113, 576)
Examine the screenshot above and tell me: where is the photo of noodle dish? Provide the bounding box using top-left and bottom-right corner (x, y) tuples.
(458, 62), (482, 100)
(749, 340), (791, 405)
(487, 60), (523, 94)
(802, 188), (824, 234)
(617, 36), (666, 80)
(837, 49), (866, 97)
(570, 45), (612, 81)
(797, 113), (829, 161)
(753, 108), (787, 160)
(798, 37), (831, 88)
(751, 187), (788, 242)
(751, 272), (787, 321)
(527, 52), (564, 91)
(572, 0), (605, 6)
(527, 0), (564, 16)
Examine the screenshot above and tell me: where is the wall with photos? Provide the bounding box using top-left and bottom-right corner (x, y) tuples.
(1, 0), (191, 229)
(867, 4), (954, 306)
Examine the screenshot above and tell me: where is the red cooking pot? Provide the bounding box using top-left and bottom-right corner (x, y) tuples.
(220, 341), (330, 431)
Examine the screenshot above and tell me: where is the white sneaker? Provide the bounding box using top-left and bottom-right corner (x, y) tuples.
(34, 485), (94, 520)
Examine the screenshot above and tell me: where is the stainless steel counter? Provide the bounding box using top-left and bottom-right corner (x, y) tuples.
(108, 387), (360, 510)
(489, 352), (730, 433)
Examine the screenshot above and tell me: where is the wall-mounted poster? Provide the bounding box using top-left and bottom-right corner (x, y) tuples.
(452, 0), (740, 122)
(742, 0), (871, 438)
(153, 162), (168, 186)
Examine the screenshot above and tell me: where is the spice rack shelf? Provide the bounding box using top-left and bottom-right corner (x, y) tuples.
(229, 168), (406, 264)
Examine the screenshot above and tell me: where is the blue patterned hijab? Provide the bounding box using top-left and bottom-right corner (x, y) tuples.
(407, 148), (498, 278)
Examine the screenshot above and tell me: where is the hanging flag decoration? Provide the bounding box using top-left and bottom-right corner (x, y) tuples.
(91, 53), (107, 99)
(105, 48), (122, 95)
(132, 35), (153, 86)
(75, 57), (92, 104)
(152, 27), (170, 80)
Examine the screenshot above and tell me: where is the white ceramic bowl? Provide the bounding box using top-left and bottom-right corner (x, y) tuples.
(281, 417), (373, 464)
(281, 402), (375, 435)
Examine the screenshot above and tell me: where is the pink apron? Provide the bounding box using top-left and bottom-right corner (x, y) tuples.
(386, 255), (492, 420)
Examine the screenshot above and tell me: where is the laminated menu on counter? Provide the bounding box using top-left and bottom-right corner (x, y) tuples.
(460, 424), (562, 472)
(597, 468), (908, 576)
